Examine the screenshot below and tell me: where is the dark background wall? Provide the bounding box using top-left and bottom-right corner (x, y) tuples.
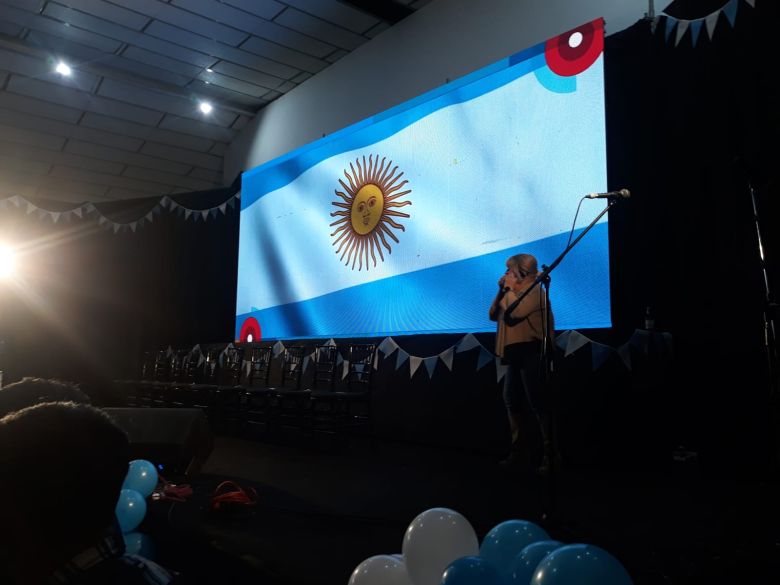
(0, 1), (776, 473)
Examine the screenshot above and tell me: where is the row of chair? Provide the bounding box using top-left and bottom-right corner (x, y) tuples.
(113, 343), (376, 438)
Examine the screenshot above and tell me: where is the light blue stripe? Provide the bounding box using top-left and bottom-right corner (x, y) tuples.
(241, 46), (547, 210)
(235, 222), (611, 340)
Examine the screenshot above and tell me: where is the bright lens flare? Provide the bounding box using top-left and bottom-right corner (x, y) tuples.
(0, 245), (16, 278)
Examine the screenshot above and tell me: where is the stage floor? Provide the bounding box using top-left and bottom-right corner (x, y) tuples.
(143, 434), (780, 584)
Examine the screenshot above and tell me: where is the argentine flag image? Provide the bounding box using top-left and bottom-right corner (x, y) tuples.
(236, 19), (610, 341)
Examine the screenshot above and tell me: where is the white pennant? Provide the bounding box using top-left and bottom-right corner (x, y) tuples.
(98, 216), (108, 225)
(219, 203), (227, 214)
(160, 196), (170, 209)
(565, 330), (590, 357)
(675, 19), (690, 45)
(377, 336), (397, 355)
(455, 333), (480, 353)
(113, 223), (120, 234)
(476, 347), (494, 371)
(201, 209), (209, 220)
(130, 222), (137, 232)
(395, 349), (409, 370)
(495, 359), (508, 383)
(439, 347), (455, 371)
(272, 341), (285, 357)
(184, 209), (193, 220)
(51, 211), (61, 223)
(744, 0), (755, 6)
(84, 203), (96, 214)
(705, 12), (719, 38)
(423, 356), (438, 378)
(73, 207), (83, 218)
(408, 355), (423, 378)
(10, 195), (21, 207)
(145, 212), (154, 223)
(616, 343), (632, 370)
(26, 202), (36, 214)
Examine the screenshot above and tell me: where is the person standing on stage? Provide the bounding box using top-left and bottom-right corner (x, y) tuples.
(489, 253), (554, 473)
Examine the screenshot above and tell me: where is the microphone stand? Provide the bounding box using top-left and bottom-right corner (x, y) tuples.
(504, 197), (622, 520)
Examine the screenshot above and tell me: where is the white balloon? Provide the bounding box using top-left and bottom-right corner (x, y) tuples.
(349, 554), (413, 585)
(402, 508), (479, 585)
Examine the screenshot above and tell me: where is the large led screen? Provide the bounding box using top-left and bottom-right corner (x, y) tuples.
(236, 19), (610, 341)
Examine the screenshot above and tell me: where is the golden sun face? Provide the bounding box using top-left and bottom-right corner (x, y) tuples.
(330, 155), (412, 270)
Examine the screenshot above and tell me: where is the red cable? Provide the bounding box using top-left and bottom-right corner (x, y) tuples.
(211, 480), (259, 510)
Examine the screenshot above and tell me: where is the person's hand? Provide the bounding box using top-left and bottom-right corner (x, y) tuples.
(504, 270), (518, 290)
(498, 275), (506, 289)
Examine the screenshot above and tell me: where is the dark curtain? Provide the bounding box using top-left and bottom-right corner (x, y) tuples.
(604, 0), (779, 473)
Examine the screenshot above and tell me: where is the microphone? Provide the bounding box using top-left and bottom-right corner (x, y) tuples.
(585, 188), (631, 199)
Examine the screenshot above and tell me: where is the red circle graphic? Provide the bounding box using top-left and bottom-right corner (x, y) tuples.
(544, 19), (604, 77)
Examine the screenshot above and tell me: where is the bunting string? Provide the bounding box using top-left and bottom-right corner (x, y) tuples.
(0, 190), (241, 234)
(659, 0), (755, 47)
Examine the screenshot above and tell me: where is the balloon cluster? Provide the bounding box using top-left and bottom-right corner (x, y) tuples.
(114, 459), (158, 558)
(349, 508), (633, 585)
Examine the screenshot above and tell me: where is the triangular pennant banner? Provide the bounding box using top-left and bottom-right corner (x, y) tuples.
(342, 359), (350, 380)
(395, 349), (409, 370)
(423, 356), (438, 378)
(705, 12), (719, 38)
(455, 333), (481, 353)
(617, 343), (632, 370)
(51, 211), (61, 223)
(160, 196), (170, 209)
(219, 203), (227, 214)
(591, 342), (613, 371)
(565, 330), (590, 357)
(130, 222), (137, 233)
(272, 341), (285, 357)
(722, 0), (738, 27)
(744, 0), (755, 6)
(439, 347), (455, 371)
(336, 353), (344, 366)
(201, 209), (209, 220)
(113, 223), (120, 234)
(477, 347), (494, 371)
(689, 19), (703, 46)
(73, 207), (83, 219)
(675, 19), (690, 46)
(325, 338), (337, 347)
(409, 356), (423, 378)
(9, 195), (21, 207)
(496, 359), (508, 383)
(26, 202), (36, 214)
(555, 330), (571, 351)
(377, 336), (397, 355)
(185, 210), (193, 220)
(664, 15), (677, 43)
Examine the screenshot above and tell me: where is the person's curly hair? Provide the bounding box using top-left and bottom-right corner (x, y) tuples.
(0, 377), (90, 418)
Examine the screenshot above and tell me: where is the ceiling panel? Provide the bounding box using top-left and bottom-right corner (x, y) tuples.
(139, 141), (223, 171)
(79, 113), (215, 153)
(280, 0), (379, 34)
(238, 36), (328, 74)
(274, 8), (368, 51)
(44, 0), (151, 31)
(65, 140), (193, 175)
(0, 0), (422, 202)
(0, 91), (83, 123)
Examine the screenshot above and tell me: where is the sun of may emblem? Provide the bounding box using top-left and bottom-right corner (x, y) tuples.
(330, 155), (412, 270)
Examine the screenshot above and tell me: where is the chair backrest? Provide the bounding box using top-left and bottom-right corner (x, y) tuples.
(312, 345), (339, 391)
(280, 346), (305, 389)
(181, 350), (203, 383)
(346, 344), (375, 392)
(139, 351), (156, 381)
(218, 346), (245, 386)
(246, 346), (273, 388)
(201, 347), (220, 384)
(153, 350), (171, 382)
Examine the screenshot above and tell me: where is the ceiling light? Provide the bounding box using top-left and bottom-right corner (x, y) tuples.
(55, 61), (72, 76)
(206, 68), (213, 73)
(199, 101), (213, 115)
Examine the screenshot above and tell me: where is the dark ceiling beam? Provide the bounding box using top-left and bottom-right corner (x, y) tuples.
(339, 0), (415, 25)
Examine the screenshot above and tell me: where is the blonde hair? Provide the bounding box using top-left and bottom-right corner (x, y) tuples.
(506, 253), (538, 277)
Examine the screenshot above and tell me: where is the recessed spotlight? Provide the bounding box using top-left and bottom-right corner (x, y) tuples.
(199, 101), (213, 114)
(206, 68), (213, 73)
(55, 61), (72, 76)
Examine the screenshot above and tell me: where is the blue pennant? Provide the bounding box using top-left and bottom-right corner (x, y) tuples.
(723, 0), (738, 27)
(664, 16), (677, 43)
(689, 20), (704, 46)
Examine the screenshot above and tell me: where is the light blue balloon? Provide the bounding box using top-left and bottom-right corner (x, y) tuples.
(123, 532), (155, 559)
(115, 488), (147, 533)
(480, 520), (550, 578)
(122, 459), (158, 497)
(441, 556), (503, 585)
(532, 544), (633, 585)
(507, 540), (562, 584)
